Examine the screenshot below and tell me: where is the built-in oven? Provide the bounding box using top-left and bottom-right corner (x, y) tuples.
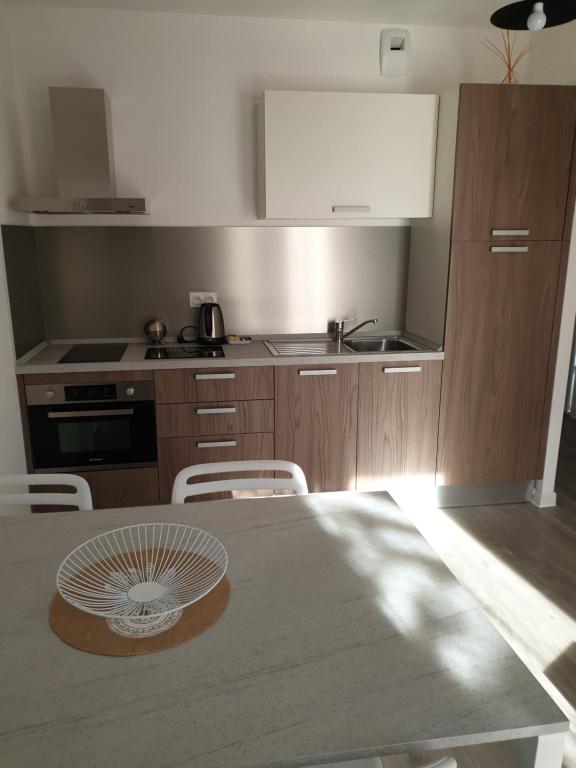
(25, 381), (157, 471)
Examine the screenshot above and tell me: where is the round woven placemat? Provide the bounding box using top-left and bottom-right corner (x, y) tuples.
(49, 576), (230, 656)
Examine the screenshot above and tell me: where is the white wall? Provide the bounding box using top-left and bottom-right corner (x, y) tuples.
(2, 8), (504, 226)
(525, 24), (576, 505)
(0, 8), (29, 480)
(526, 24), (576, 85)
(405, 86), (459, 344)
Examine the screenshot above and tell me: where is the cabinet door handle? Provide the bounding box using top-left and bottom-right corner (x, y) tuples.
(491, 229), (530, 237)
(332, 205), (371, 213)
(384, 367), (422, 374)
(195, 407), (237, 415)
(298, 369), (338, 376)
(194, 372), (236, 381)
(196, 440), (237, 448)
(490, 246), (529, 253)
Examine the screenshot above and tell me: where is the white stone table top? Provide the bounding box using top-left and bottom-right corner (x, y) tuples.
(0, 491), (567, 768)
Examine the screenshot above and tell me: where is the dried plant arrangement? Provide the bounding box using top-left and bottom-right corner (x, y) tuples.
(483, 29), (549, 84)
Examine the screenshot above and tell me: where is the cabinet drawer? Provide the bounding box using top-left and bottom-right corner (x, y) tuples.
(154, 367), (273, 404)
(156, 400), (274, 438)
(158, 432), (274, 502)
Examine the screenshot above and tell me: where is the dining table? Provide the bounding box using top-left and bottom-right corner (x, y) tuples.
(0, 490), (568, 768)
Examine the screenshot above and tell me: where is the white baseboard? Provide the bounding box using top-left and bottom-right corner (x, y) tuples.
(530, 487), (557, 508)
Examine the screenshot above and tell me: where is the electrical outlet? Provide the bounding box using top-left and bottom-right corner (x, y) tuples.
(189, 291), (218, 307)
(189, 292), (204, 307)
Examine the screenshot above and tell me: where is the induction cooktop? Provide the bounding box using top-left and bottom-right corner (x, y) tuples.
(145, 345), (224, 360)
(58, 343), (128, 364)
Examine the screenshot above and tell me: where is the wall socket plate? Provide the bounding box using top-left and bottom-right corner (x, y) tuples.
(189, 291), (218, 307)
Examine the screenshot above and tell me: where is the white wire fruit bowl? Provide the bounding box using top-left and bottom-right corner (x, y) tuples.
(57, 523), (228, 638)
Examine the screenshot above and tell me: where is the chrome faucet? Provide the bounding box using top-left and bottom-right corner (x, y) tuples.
(333, 318), (378, 344)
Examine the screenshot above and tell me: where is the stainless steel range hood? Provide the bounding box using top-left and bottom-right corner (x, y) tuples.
(12, 87), (147, 215)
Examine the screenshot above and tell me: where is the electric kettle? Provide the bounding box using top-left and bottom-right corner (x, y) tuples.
(197, 302), (226, 344)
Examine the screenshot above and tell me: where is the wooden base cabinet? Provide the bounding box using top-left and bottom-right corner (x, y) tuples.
(357, 361), (442, 490)
(275, 364), (358, 492)
(32, 467), (160, 512)
(437, 241), (563, 485)
(77, 468), (160, 509)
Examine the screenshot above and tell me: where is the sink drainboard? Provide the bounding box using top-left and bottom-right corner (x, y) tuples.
(265, 341), (337, 356)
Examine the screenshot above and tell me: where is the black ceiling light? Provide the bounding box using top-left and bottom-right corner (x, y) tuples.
(491, 1), (576, 31)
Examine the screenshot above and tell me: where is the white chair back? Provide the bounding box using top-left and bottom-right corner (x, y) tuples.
(171, 460), (308, 504)
(0, 474), (93, 511)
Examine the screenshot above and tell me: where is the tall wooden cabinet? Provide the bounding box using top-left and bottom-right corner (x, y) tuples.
(275, 364), (358, 492)
(438, 84), (576, 486)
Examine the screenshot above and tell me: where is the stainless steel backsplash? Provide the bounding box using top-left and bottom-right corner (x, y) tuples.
(11, 226), (410, 346)
(2, 226), (46, 358)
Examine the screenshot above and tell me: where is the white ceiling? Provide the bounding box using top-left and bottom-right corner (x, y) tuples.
(0, 0), (503, 28)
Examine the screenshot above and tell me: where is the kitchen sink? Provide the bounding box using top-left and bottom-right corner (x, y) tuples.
(344, 338), (418, 353)
(265, 337), (422, 356)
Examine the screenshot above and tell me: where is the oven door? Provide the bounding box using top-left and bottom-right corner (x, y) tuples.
(27, 401), (157, 470)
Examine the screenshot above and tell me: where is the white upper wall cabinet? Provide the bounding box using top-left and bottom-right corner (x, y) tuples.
(261, 91), (439, 220)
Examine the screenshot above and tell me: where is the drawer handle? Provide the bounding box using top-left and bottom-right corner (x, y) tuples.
(197, 440), (237, 448)
(491, 229), (530, 237)
(384, 367), (422, 374)
(490, 246), (529, 253)
(194, 372), (236, 381)
(196, 407), (237, 415)
(298, 369), (338, 376)
(332, 205), (371, 213)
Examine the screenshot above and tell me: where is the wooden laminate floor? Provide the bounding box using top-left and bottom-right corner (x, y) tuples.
(381, 431), (576, 768)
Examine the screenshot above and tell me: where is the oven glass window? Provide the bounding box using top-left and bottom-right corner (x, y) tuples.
(57, 419), (132, 454)
(28, 399), (157, 469)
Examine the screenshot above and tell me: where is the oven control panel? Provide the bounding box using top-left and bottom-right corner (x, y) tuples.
(25, 381), (155, 406)
(65, 384), (117, 401)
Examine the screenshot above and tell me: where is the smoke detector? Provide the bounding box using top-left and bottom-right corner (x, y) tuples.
(380, 29), (411, 78)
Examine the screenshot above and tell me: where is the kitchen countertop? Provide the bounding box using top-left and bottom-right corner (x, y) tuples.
(16, 337), (443, 375)
(0, 491), (567, 768)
